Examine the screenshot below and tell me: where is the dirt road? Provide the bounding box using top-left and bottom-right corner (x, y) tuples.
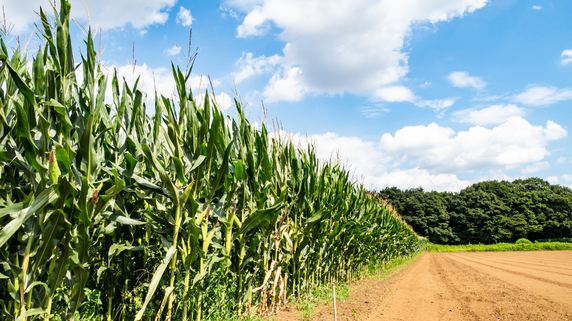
(369, 251), (572, 321)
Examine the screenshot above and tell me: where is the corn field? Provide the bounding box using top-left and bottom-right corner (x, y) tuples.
(0, 1), (425, 320)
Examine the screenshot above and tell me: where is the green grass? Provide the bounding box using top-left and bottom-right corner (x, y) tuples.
(425, 242), (572, 252)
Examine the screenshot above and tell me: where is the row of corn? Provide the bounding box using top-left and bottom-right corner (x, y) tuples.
(0, 1), (425, 320)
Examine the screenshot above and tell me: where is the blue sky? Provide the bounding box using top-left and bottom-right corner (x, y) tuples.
(3, 0), (572, 192)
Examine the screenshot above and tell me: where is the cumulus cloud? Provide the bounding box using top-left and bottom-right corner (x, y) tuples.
(379, 117), (567, 173)
(370, 168), (471, 192)
(548, 174), (572, 185)
(521, 161), (550, 174)
(104, 63), (176, 100)
(2, 0), (177, 34)
(561, 50), (572, 65)
(447, 71), (487, 90)
(96, 64), (221, 107)
(547, 176), (559, 184)
(270, 130), (470, 192)
(233, 52), (281, 83)
(267, 116), (565, 192)
(452, 104), (526, 125)
(228, 0), (488, 102)
(513, 86), (572, 106)
(263, 66), (307, 102)
(176, 7), (194, 27)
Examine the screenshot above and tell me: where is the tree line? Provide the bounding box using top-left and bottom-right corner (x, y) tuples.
(375, 178), (572, 244)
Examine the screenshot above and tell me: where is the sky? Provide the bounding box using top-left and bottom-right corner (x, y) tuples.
(2, 0), (572, 192)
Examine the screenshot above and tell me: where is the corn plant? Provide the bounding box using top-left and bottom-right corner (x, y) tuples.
(0, 1), (425, 320)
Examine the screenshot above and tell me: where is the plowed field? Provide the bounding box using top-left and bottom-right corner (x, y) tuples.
(276, 251), (572, 320)
(369, 251), (572, 321)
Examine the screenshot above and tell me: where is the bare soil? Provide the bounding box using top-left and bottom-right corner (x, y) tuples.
(275, 251), (572, 321)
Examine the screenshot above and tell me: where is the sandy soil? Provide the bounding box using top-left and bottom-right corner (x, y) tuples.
(275, 251), (572, 321)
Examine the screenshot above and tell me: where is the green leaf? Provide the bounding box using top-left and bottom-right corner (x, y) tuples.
(234, 201), (285, 239)
(172, 156), (186, 185)
(113, 164), (162, 192)
(108, 243), (143, 263)
(0, 186), (59, 248)
(0, 203), (25, 219)
(16, 308), (45, 321)
(135, 246), (176, 321)
(33, 210), (65, 271)
(306, 208), (328, 224)
(106, 214), (145, 226)
(142, 143), (179, 204)
(55, 145), (72, 175)
(5, 60), (35, 105)
(190, 155), (206, 172)
(233, 160), (244, 180)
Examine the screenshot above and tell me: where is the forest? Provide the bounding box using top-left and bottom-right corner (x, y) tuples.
(376, 178), (572, 245)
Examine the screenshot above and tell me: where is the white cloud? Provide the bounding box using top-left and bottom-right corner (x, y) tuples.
(374, 86), (416, 103)
(561, 50), (572, 65)
(453, 104), (526, 125)
(548, 174), (572, 185)
(416, 97), (458, 110)
(547, 176), (559, 184)
(379, 117), (567, 173)
(228, 0), (488, 102)
(447, 71), (487, 90)
(195, 92), (233, 112)
(220, 4), (239, 19)
(557, 157), (567, 164)
(371, 168), (471, 192)
(270, 130), (470, 192)
(361, 105), (391, 118)
(1, 0), (177, 34)
(532, 5), (543, 10)
(233, 52), (281, 83)
(513, 86), (572, 106)
(104, 63), (176, 100)
(98, 64), (221, 107)
(262, 66), (306, 102)
(176, 7), (194, 27)
(482, 168), (513, 182)
(267, 117), (566, 192)
(164, 45), (181, 56)
(374, 86), (457, 110)
(521, 161), (550, 174)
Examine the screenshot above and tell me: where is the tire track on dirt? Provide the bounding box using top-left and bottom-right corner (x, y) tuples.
(466, 252), (572, 270)
(446, 253), (572, 308)
(369, 253), (572, 320)
(448, 253), (572, 289)
(454, 254), (572, 277)
(437, 254), (572, 320)
(466, 255), (572, 270)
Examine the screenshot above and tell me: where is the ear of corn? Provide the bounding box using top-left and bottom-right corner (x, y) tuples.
(0, 1), (425, 320)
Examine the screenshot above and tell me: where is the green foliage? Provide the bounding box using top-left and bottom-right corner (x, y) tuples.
(377, 178), (572, 245)
(0, 1), (424, 320)
(515, 238), (532, 244)
(536, 237), (572, 243)
(425, 242), (572, 252)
